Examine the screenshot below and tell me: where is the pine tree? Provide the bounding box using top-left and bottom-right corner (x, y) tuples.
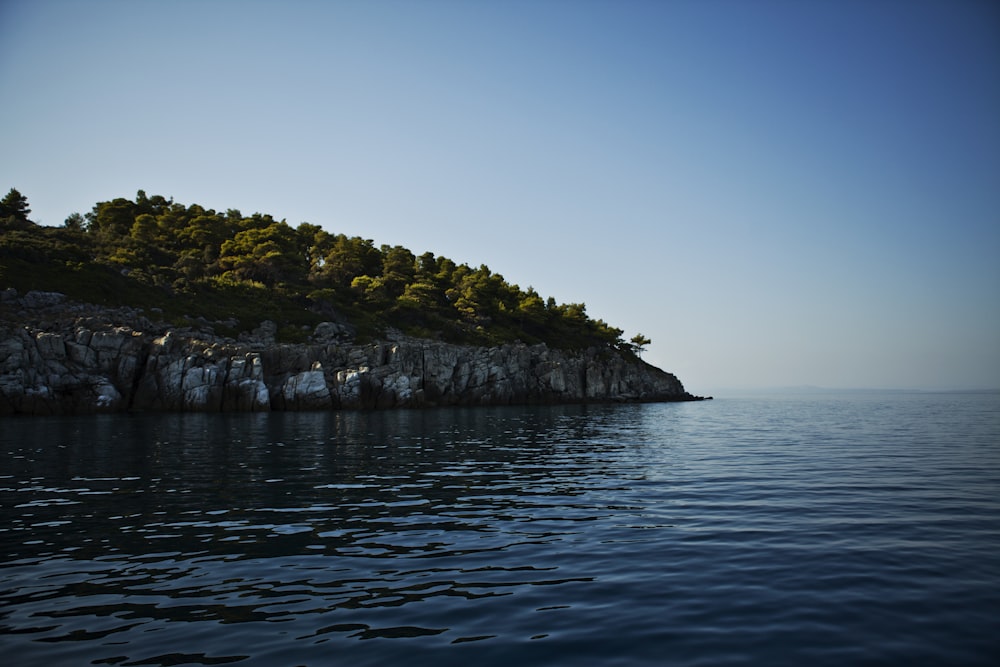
(630, 333), (652, 357)
(0, 188), (33, 228)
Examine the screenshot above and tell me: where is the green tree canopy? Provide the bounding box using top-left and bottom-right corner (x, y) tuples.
(1, 189), (641, 350)
(219, 221), (304, 286)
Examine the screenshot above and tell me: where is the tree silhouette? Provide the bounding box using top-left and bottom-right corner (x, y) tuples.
(0, 188), (33, 228)
(629, 333), (651, 357)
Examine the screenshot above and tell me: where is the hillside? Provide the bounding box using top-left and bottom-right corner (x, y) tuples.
(1, 189), (639, 353)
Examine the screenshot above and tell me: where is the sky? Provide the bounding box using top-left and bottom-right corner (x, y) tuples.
(2, 0), (998, 392)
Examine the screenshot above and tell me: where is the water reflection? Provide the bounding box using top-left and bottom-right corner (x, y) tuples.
(6, 407), (637, 558)
(1, 405), (667, 665)
(4, 397), (998, 667)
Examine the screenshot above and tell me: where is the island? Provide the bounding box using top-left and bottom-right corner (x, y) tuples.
(0, 189), (706, 414)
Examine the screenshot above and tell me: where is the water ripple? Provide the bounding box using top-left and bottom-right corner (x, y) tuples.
(2, 396), (999, 666)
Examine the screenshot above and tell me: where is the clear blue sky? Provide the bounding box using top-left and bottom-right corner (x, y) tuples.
(2, 0), (998, 392)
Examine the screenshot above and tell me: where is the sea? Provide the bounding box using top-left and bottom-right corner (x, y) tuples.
(2, 391), (998, 666)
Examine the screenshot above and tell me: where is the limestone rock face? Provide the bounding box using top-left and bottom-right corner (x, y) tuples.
(0, 293), (702, 415)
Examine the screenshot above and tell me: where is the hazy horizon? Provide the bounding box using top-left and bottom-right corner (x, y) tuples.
(3, 0), (998, 393)
(703, 385), (1000, 396)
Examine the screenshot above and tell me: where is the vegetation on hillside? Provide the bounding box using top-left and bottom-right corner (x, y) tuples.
(1, 188), (649, 352)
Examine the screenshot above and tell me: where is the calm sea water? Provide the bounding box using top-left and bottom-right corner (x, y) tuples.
(2, 393), (998, 666)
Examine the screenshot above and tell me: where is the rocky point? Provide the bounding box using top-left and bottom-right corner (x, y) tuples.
(0, 290), (704, 415)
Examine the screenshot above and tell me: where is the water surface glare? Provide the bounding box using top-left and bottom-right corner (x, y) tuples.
(2, 394), (999, 665)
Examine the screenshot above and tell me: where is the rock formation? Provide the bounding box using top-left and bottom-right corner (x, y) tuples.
(0, 290), (703, 415)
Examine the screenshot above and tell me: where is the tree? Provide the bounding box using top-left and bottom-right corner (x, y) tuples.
(452, 264), (504, 320)
(296, 223), (327, 272)
(315, 234), (382, 289)
(130, 213), (158, 243)
(629, 333), (652, 357)
(380, 245), (416, 298)
(87, 197), (137, 242)
(218, 221), (305, 286)
(0, 188), (33, 229)
(64, 212), (85, 230)
(416, 251), (438, 280)
(398, 280), (442, 310)
(518, 287), (545, 317)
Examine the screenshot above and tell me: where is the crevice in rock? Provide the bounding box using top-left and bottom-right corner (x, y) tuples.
(125, 342), (152, 411)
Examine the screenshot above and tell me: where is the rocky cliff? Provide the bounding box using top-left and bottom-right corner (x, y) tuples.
(0, 290), (703, 415)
